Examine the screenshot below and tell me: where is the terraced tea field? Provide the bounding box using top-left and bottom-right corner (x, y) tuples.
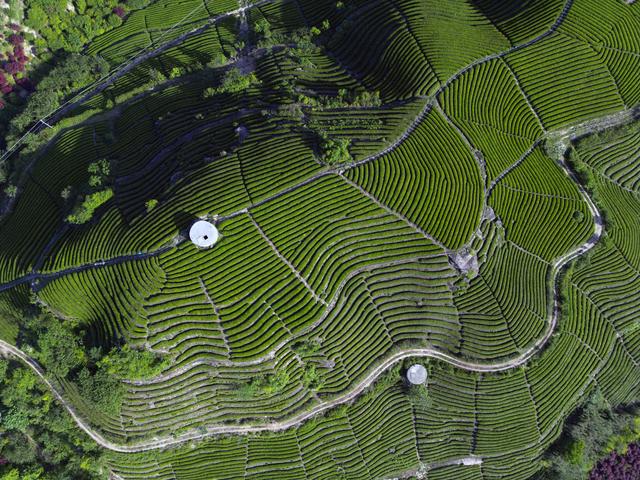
(0, 0), (639, 478)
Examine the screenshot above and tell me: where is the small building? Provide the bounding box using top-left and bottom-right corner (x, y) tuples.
(189, 220), (219, 249)
(407, 364), (428, 385)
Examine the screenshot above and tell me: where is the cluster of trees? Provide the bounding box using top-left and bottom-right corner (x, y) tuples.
(251, 18), (384, 168)
(6, 54), (109, 145)
(236, 370), (289, 399)
(296, 88), (382, 110)
(65, 159), (113, 225)
(1, 0), (161, 170)
(0, 26), (33, 111)
(98, 344), (169, 380)
(301, 364), (323, 391)
(20, 311), (168, 417)
(202, 67), (260, 98)
(22, 0), (145, 54)
(536, 390), (640, 479)
(589, 442), (640, 480)
(1, 0), (149, 147)
(317, 131), (352, 165)
(308, 116), (384, 133)
(66, 188), (113, 224)
(0, 359), (107, 479)
(254, 20), (324, 52)
(1, 308), (167, 478)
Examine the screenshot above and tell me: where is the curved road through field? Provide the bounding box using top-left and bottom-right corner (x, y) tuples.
(0, 0), (626, 455)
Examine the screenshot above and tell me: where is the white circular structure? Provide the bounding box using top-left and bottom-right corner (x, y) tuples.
(189, 220), (219, 249)
(407, 364), (428, 385)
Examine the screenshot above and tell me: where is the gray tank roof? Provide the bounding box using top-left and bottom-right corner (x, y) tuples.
(189, 220), (219, 248)
(407, 364), (428, 385)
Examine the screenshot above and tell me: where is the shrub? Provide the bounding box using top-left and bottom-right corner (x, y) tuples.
(145, 198), (158, 212)
(4, 184), (17, 198)
(318, 132), (351, 165)
(214, 68), (260, 95)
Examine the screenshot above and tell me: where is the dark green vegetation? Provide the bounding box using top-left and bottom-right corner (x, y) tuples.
(22, 0), (134, 53)
(0, 359), (106, 479)
(0, 0), (638, 478)
(536, 391), (640, 479)
(0, 0), (238, 149)
(15, 311), (167, 418)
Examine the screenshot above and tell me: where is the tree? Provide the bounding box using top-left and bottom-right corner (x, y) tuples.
(60, 186), (72, 201)
(3, 185), (17, 198)
(24, 6), (48, 31)
(36, 319), (86, 378)
(66, 188), (113, 224)
(145, 198), (158, 212)
(169, 66), (183, 79)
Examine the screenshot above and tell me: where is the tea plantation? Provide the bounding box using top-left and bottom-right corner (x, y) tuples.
(0, 0), (638, 478)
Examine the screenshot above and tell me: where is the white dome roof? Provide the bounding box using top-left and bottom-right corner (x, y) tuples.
(189, 220), (219, 248)
(407, 364), (427, 385)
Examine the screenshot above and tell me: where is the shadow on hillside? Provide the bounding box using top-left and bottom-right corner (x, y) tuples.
(173, 210), (200, 234)
(469, 0), (534, 25)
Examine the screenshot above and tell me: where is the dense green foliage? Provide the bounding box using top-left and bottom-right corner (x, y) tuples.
(66, 189), (114, 225)
(213, 68), (260, 95)
(0, 361), (106, 479)
(16, 311), (168, 419)
(317, 132), (351, 164)
(23, 0), (139, 53)
(536, 392), (640, 479)
(6, 55), (109, 144)
(98, 344), (169, 380)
